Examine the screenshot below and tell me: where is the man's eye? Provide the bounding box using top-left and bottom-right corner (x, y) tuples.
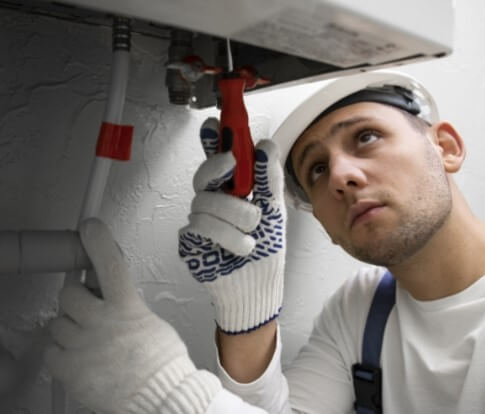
(356, 130), (380, 148)
(308, 162), (327, 184)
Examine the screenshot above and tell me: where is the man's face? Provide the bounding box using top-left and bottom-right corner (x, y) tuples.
(290, 102), (452, 266)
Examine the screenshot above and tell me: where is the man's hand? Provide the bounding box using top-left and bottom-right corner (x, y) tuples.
(179, 118), (287, 335)
(45, 218), (221, 414)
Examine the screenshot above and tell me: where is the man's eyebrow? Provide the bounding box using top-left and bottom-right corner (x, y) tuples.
(295, 116), (372, 171)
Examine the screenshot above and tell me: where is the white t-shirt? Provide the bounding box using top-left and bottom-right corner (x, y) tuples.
(208, 266), (485, 413)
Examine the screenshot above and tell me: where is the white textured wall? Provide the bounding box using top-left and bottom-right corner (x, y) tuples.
(0, 0), (484, 412)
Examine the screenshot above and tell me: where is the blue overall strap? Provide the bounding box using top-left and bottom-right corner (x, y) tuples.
(352, 271), (396, 414)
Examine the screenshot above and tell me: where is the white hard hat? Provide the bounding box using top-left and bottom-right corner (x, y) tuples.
(272, 70), (439, 211)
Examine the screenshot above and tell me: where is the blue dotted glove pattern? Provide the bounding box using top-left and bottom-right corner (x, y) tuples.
(200, 124), (219, 155)
(204, 168), (234, 193)
(179, 149), (284, 282)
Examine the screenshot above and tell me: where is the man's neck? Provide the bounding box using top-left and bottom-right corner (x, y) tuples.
(388, 197), (485, 301)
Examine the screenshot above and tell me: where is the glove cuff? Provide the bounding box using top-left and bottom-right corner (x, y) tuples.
(206, 258), (285, 334)
(126, 356), (222, 414)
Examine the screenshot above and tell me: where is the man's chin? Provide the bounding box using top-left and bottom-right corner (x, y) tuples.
(344, 237), (403, 266)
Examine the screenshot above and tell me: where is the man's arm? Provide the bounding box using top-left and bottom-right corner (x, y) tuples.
(217, 320), (277, 383)
(45, 218), (280, 414)
(216, 320), (295, 414)
(179, 120), (289, 411)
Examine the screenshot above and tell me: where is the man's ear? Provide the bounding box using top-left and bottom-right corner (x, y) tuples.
(431, 121), (466, 173)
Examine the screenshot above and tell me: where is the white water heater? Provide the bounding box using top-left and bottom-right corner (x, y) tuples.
(3, 0), (454, 107)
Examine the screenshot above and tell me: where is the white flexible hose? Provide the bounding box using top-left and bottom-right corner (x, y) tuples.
(78, 50), (131, 222)
(51, 45), (131, 414)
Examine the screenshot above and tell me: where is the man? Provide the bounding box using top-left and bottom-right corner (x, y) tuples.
(45, 70), (485, 413)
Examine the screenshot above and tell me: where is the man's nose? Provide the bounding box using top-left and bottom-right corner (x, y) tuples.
(328, 155), (367, 200)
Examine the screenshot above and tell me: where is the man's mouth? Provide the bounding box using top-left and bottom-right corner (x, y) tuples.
(348, 201), (386, 229)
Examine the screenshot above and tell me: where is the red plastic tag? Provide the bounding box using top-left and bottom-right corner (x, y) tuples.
(96, 122), (134, 161)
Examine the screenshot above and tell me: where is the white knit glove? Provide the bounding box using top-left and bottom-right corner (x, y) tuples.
(45, 218), (221, 414)
(179, 118), (287, 334)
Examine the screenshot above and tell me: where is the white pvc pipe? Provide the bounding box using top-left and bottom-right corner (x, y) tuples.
(0, 231), (90, 275)
(53, 29), (132, 414)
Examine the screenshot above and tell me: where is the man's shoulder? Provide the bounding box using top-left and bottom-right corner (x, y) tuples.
(319, 266), (388, 324)
(336, 265), (387, 306)
(310, 266), (389, 363)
